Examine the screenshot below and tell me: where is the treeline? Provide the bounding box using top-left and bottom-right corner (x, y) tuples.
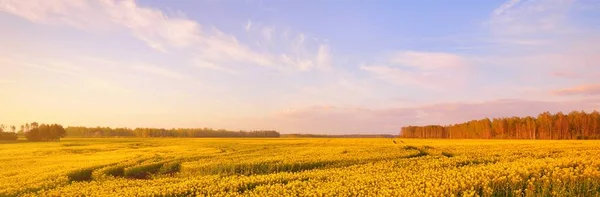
(401, 111), (600, 139)
(0, 122), (66, 141)
(281, 134), (397, 138)
(66, 127), (280, 138)
(0, 124), (18, 140)
(25, 124), (66, 141)
(0, 131), (18, 140)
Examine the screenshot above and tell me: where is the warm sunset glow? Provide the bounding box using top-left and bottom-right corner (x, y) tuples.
(1, 0), (599, 134)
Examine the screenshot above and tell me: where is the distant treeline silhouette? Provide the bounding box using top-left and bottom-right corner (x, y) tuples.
(0, 131), (18, 140)
(0, 124), (18, 140)
(66, 127), (280, 138)
(281, 134), (396, 138)
(25, 124), (66, 141)
(0, 122), (66, 141)
(401, 111), (600, 139)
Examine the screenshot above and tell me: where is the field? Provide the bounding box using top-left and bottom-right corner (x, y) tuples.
(1, 138), (600, 197)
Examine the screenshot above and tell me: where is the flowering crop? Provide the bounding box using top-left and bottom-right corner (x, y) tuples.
(1, 138), (600, 196)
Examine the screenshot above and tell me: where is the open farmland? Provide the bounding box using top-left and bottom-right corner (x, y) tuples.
(1, 138), (600, 196)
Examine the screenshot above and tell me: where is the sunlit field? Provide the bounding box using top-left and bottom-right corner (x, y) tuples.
(1, 138), (600, 197)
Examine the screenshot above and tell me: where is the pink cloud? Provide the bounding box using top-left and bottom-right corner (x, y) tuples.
(227, 99), (600, 135)
(390, 51), (467, 70)
(551, 71), (579, 78)
(487, 0), (574, 36)
(360, 51), (470, 89)
(553, 84), (600, 96)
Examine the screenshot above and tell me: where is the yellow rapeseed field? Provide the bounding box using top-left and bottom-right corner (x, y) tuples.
(1, 138), (600, 197)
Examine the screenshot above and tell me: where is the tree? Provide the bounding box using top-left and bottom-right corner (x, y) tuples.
(0, 131), (18, 140)
(537, 112), (554, 139)
(591, 111), (600, 139)
(0, 124), (17, 140)
(10, 125), (16, 133)
(25, 123), (66, 142)
(523, 116), (536, 139)
(31, 122), (39, 130)
(399, 110), (599, 140)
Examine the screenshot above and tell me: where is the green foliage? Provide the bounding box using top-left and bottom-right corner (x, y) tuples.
(158, 161), (181, 175)
(441, 151), (455, 158)
(100, 165), (125, 177)
(24, 123), (66, 142)
(66, 126), (280, 138)
(67, 168), (95, 182)
(92, 158), (155, 180)
(0, 132), (18, 141)
(403, 145), (419, 150)
(123, 162), (165, 179)
(196, 160), (346, 176)
(404, 150), (428, 158)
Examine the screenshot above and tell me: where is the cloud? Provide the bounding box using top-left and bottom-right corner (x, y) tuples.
(244, 20), (252, 32)
(192, 58), (238, 74)
(493, 0), (522, 16)
(477, 36), (600, 81)
(0, 55), (81, 76)
(261, 26), (274, 41)
(390, 51), (467, 70)
(361, 51), (469, 89)
(131, 64), (190, 80)
(0, 0), (332, 73)
(551, 71), (579, 78)
(553, 84), (600, 96)
(0, 0), (201, 52)
(243, 98), (600, 134)
(241, 21), (331, 71)
(360, 65), (416, 86)
(197, 27), (277, 68)
(0, 55), (131, 94)
(412, 99), (600, 124)
(477, 0), (600, 92)
(316, 44), (332, 71)
(487, 0), (575, 36)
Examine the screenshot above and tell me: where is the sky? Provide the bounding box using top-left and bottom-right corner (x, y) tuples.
(1, 0), (599, 134)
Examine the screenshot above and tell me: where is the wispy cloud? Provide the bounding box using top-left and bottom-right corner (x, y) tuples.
(316, 44), (332, 71)
(0, 0), (333, 73)
(487, 0), (574, 36)
(553, 84), (600, 96)
(477, 0), (600, 91)
(0, 55), (81, 76)
(361, 51), (469, 89)
(252, 98), (600, 134)
(192, 58), (239, 74)
(493, 0), (522, 16)
(242, 22), (332, 72)
(0, 55), (132, 94)
(131, 64), (190, 80)
(244, 20), (252, 32)
(390, 51), (467, 70)
(261, 26), (274, 41)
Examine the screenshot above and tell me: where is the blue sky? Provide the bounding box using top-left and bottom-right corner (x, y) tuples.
(1, 0), (599, 134)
